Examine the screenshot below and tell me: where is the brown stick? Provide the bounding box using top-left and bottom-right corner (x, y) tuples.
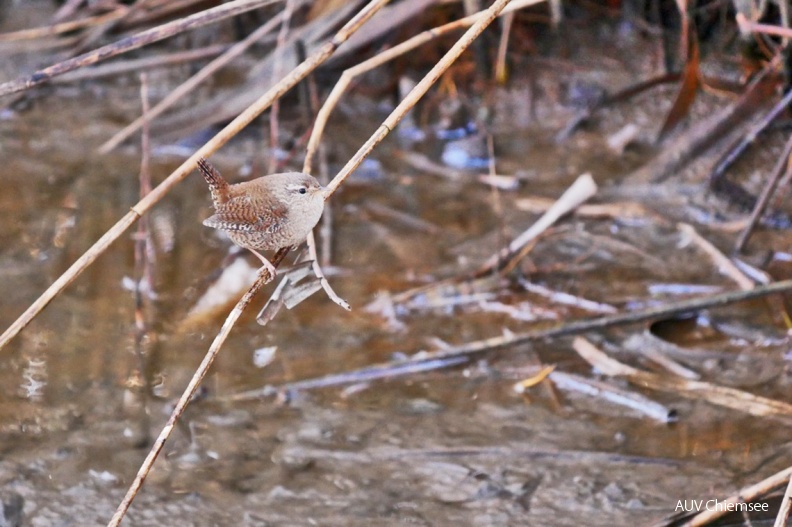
(297, 0), (518, 308)
(0, 8), (128, 41)
(52, 44), (228, 84)
(381, 279), (792, 366)
(305, 0), (542, 174)
(0, 0), (391, 352)
(737, 12), (792, 39)
(774, 475), (792, 527)
(231, 279), (792, 402)
(106, 253), (284, 527)
(98, 8), (287, 153)
(323, 0), (516, 195)
(667, 464), (792, 526)
(0, 0), (278, 98)
(734, 134), (792, 252)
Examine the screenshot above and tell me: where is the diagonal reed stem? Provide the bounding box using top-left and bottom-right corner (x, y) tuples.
(0, 0), (390, 353)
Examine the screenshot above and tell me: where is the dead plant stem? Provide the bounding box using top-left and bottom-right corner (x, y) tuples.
(305, 0), (542, 174)
(232, 279), (792, 401)
(672, 464), (792, 526)
(99, 10), (287, 153)
(0, 8), (128, 41)
(0, 0), (390, 352)
(106, 260), (281, 527)
(267, 0), (298, 173)
(301, 0), (517, 308)
(0, 0), (279, 97)
(734, 133), (792, 252)
(773, 475), (792, 527)
(323, 0), (516, 194)
(54, 45), (228, 84)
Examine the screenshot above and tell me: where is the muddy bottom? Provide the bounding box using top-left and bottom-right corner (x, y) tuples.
(0, 4), (791, 527)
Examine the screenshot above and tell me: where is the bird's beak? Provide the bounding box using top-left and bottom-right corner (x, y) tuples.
(319, 186), (332, 199)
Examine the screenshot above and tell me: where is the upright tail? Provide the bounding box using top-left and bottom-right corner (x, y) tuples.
(197, 157), (230, 207)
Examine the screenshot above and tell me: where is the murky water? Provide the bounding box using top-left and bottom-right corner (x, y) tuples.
(0, 5), (791, 527)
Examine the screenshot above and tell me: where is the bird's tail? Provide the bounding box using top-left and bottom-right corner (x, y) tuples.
(197, 157), (229, 206)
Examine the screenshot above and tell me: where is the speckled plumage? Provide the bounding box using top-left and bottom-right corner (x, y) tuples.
(197, 158), (326, 273)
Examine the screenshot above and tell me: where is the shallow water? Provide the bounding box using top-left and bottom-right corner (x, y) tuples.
(0, 5), (791, 527)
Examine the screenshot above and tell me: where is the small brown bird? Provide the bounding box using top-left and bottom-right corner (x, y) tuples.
(197, 158), (328, 276)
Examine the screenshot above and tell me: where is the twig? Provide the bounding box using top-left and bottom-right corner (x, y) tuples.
(0, 8), (128, 42)
(304, 0), (543, 174)
(304, 48), (334, 267)
(735, 134), (792, 252)
(656, 465), (792, 526)
(137, 72), (155, 292)
(0, 0), (279, 97)
(677, 223), (754, 290)
(267, 0), (298, 173)
(519, 279), (617, 314)
(232, 279), (792, 401)
(737, 12), (792, 39)
(494, 10), (514, 83)
(627, 61), (778, 184)
(107, 252), (285, 527)
(391, 279), (792, 364)
(306, 231), (350, 310)
(709, 83), (792, 187)
(98, 8), (288, 153)
(572, 337), (792, 418)
(547, 370), (676, 423)
(272, 444), (680, 466)
(52, 44), (227, 84)
(227, 355), (469, 400)
(0, 0), (390, 352)
(71, 0), (148, 56)
(301, 0), (516, 307)
(128, 73), (154, 449)
(774, 475), (792, 527)
(479, 173), (597, 272)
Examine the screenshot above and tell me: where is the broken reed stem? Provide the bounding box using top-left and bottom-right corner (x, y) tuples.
(477, 173), (596, 274)
(677, 223), (754, 290)
(53, 44), (228, 84)
(773, 475), (792, 527)
(234, 280), (792, 401)
(0, 8), (129, 42)
(0, 0), (278, 97)
(709, 78), (792, 185)
(305, 0), (542, 174)
(675, 465), (792, 527)
(323, 0), (516, 195)
(267, 0), (298, 173)
(0, 0), (390, 352)
(306, 230), (350, 310)
(418, 280), (792, 362)
(736, 12), (792, 39)
(734, 133), (792, 252)
(99, 11), (286, 153)
(379, 280), (792, 367)
(107, 252), (285, 527)
(130, 73), (153, 448)
(232, 279), (792, 402)
(305, 64), (334, 267)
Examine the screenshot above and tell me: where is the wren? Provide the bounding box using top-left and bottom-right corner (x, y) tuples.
(197, 157), (328, 276)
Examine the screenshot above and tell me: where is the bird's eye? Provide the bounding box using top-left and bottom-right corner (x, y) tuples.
(298, 187), (307, 194)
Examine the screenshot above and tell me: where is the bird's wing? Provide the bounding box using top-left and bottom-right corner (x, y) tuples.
(203, 196), (286, 233)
